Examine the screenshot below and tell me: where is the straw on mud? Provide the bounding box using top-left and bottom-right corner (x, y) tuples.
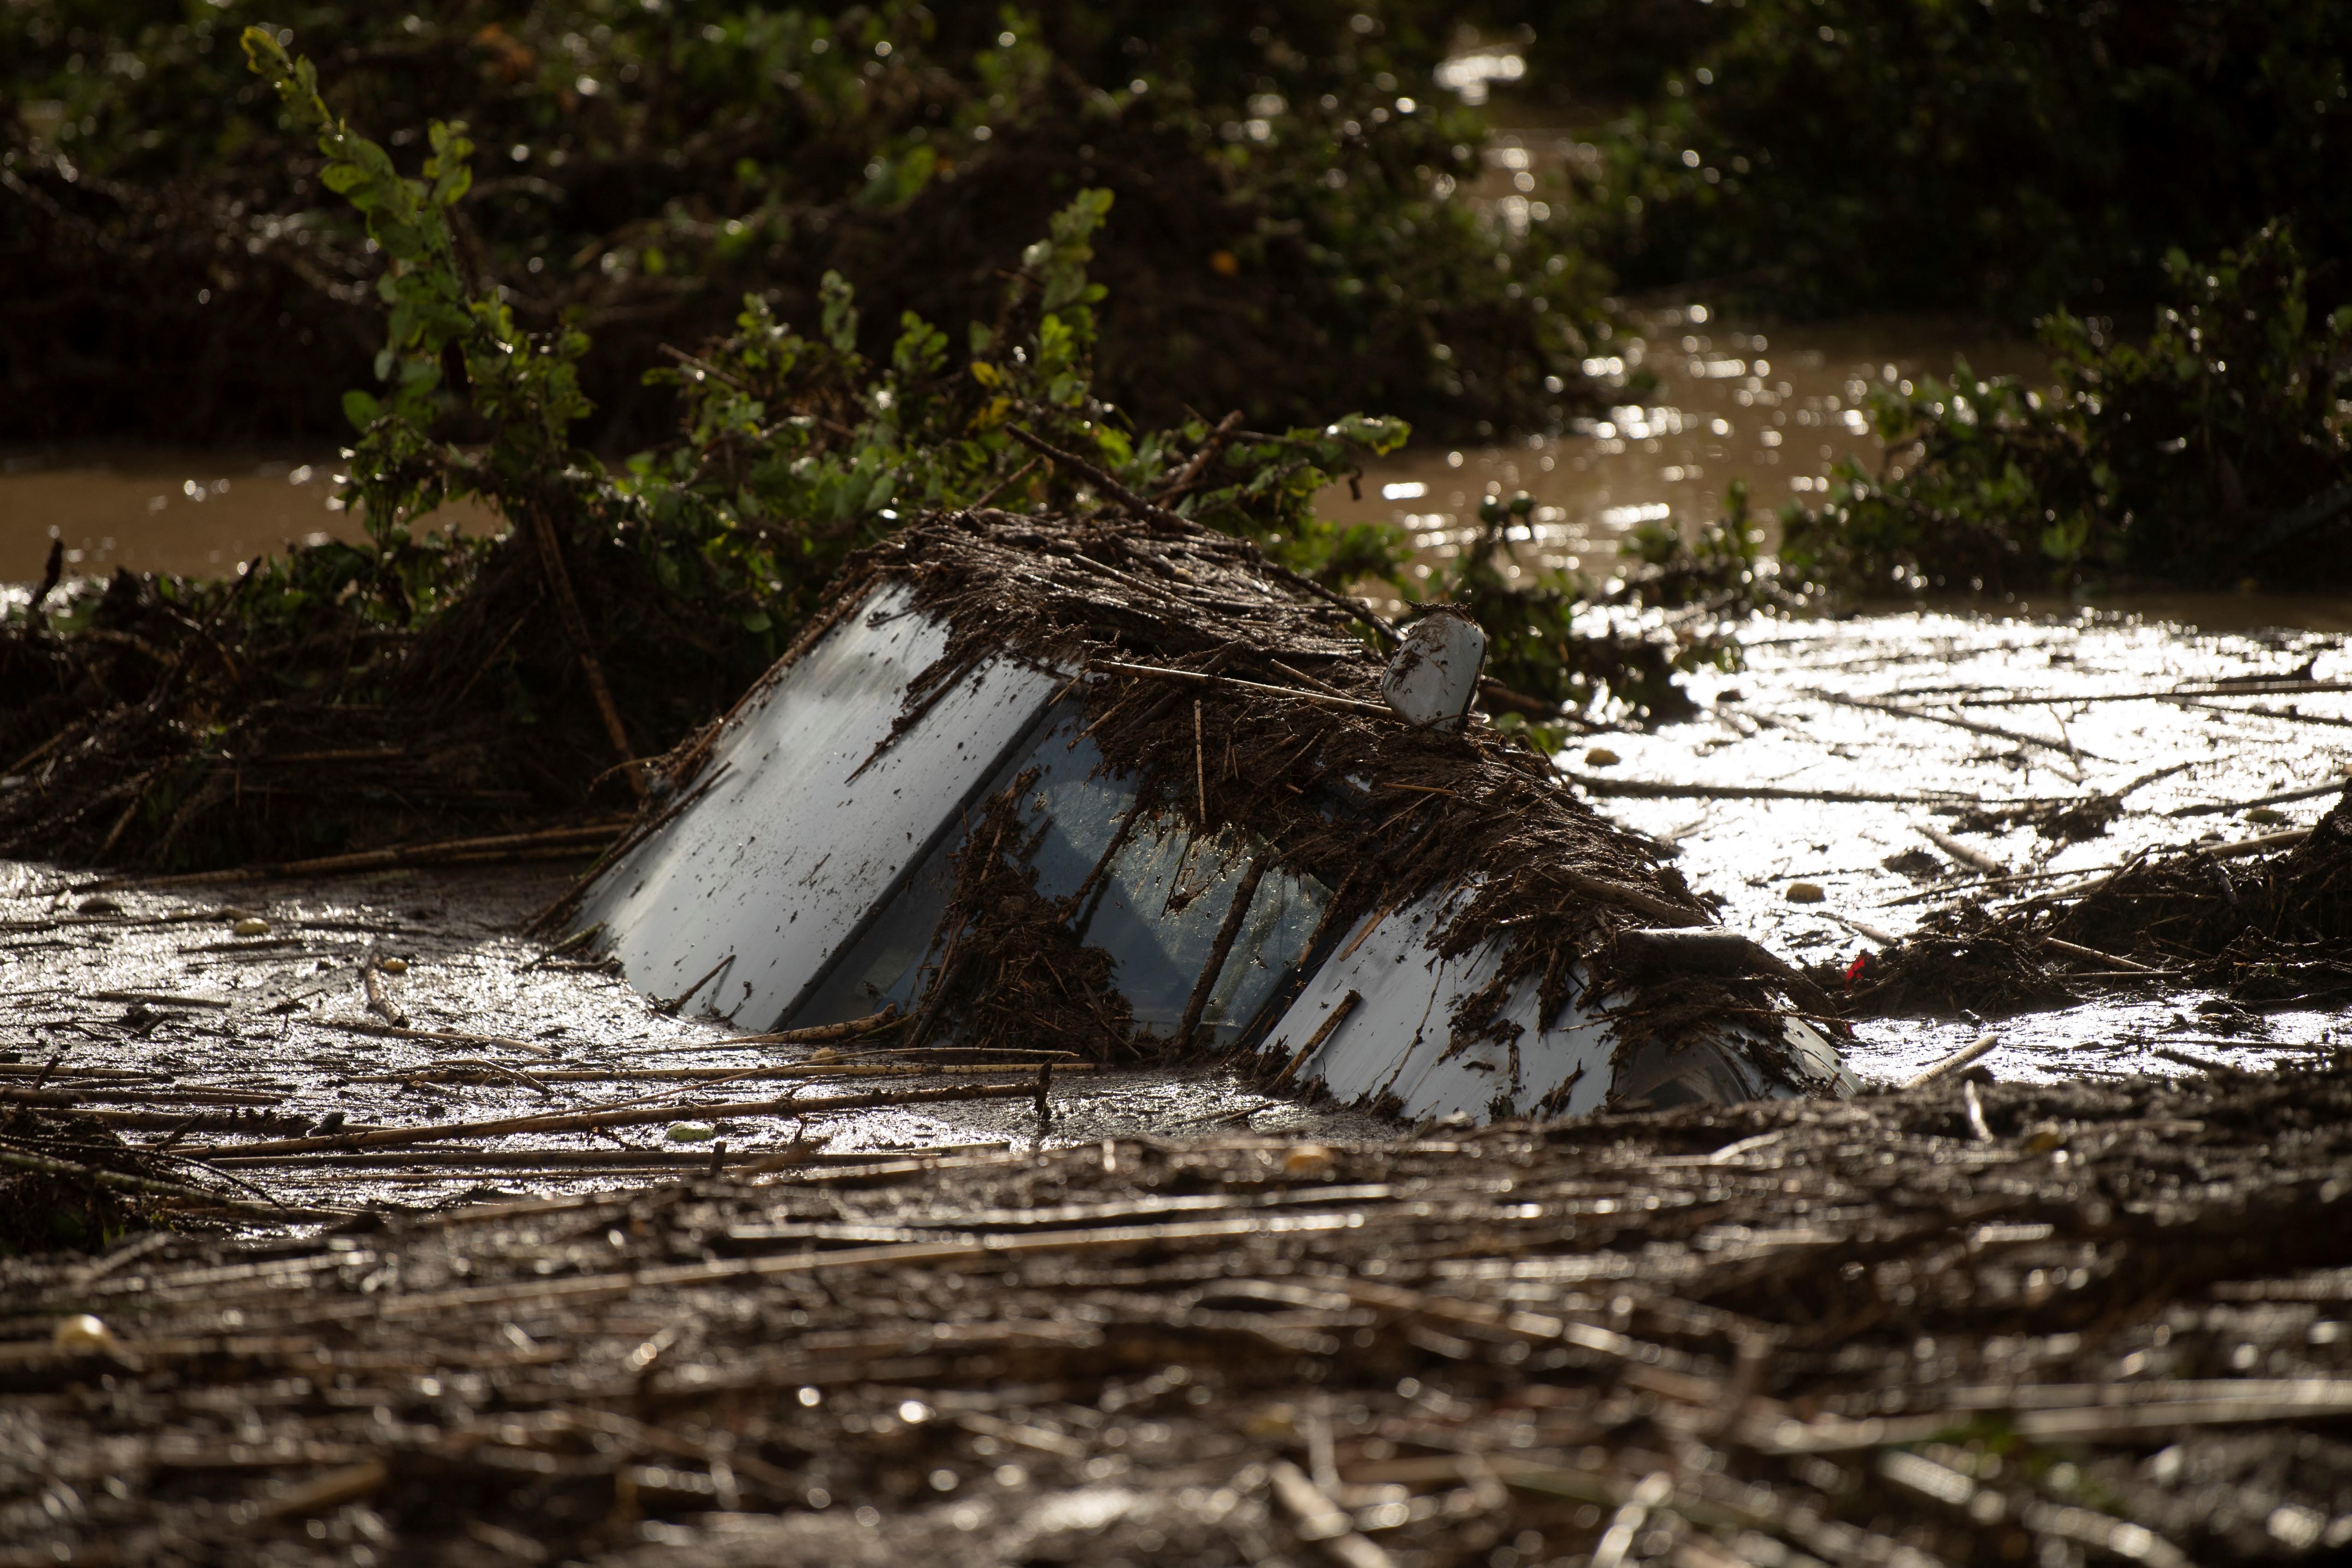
(1093, 658), (1395, 717)
(0, 1143), (309, 1219)
(12, 1063), (2349, 1567)
(1565, 775), (1972, 805)
(185, 1079), (1043, 1158)
(70, 821), (629, 892)
(1881, 825), (2313, 905)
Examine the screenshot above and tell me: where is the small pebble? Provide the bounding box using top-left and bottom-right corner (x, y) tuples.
(1785, 882), (1826, 903)
(667, 1122), (718, 1143)
(379, 957), (408, 974)
(1283, 1145), (1336, 1177)
(1584, 747), (1621, 767)
(52, 1314), (123, 1357)
(233, 917), (271, 936)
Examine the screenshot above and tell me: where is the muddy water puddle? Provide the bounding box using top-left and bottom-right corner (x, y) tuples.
(2, 600), (2344, 1218)
(0, 450), (498, 580)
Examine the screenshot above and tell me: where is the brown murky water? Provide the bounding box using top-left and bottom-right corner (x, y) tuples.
(1320, 303), (2045, 603)
(0, 301), (2024, 590)
(0, 450), (498, 580)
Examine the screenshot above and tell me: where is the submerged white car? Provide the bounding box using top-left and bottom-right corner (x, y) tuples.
(560, 510), (1856, 1124)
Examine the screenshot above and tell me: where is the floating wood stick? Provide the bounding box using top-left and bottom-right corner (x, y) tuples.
(1955, 678), (2352, 707)
(616, 1006), (902, 1057)
(1564, 774), (1971, 805)
(2041, 935), (2157, 974)
(1962, 1079), (1994, 1142)
(1175, 856), (1266, 1048)
(1194, 699), (1207, 822)
(2166, 778), (2346, 817)
(360, 952), (407, 1029)
(308, 1018), (558, 1058)
(1809, 689), (2106, 767)
(1823, 911), (1904, 948)
(1272, 990), (1359, 1088)
(1917, 823), (2006, 875)
(525, 503), (646, 801)
(1902, 1032), (1999, 1090)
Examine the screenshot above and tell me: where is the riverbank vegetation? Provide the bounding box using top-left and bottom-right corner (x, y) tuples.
(2, 0), (1608, 449)
(1527, 0), (2350, 325)
(5, 1), (2349, 868)
(3, 33), (1730, 871)
(1780, 223), (2352, 596)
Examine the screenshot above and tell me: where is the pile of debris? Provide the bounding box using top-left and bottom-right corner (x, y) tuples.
(1838, 795), (2352, 1018)
(0, 515), (770, 875)
(0, 1099), (189, 1257)
(4, 1061), (2349, 1564)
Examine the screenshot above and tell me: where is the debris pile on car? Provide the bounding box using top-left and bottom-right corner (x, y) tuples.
(548, 508), (1856, 1124)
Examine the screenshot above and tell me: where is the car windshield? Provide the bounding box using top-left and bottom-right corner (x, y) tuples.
(792, 703), (1331, 1047)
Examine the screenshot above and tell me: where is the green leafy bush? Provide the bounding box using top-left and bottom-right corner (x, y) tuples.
(1559, 0), (2352, 322)
(1778, 224), (2352, 597)
(2, 0), (1609, 447)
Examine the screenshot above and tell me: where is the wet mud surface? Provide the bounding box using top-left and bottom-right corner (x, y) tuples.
(0, 603), (2344, 1205)
(2, 602), (2348, 1564)
(1578, 609), (2352, 1088)
(0, 859), (1392, 1222)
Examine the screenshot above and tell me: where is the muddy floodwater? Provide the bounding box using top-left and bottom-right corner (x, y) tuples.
(4, 290), (2346, 1216)
(0, 302), (2031, 583)
(0, 450), (497, 580)
(1, 587), (2343, 1217)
